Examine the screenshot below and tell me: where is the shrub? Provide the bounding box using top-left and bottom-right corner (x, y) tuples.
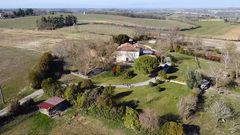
(139, 108), (159, 131)
(134, 55), (159, 74)
(113, 34), (130, 45)
(158, 71), (168, 79)
(124, 70), (135, 79)
(123, 107), (140, 130)
(28, 70), (43, 89)
(186, 70), (202, 89)
(8, 99), (21, 115)
(159, 122), (185, 135)
(81, 79), (94, 89)
(149, 82), (155, 87)
(209, 101), (233, 120)
(156, 79), (162, 84)
(75, 93), (88, 108)
(64, 85), (75, 103)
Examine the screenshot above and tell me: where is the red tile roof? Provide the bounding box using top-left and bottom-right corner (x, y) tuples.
(38, 97), (65, 110)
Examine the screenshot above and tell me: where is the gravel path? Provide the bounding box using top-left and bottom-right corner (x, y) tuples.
(97, 77), (186, 88)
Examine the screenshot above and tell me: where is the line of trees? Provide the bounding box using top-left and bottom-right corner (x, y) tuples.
(13, 8), (34, 17)
(36, 15), (77, 30)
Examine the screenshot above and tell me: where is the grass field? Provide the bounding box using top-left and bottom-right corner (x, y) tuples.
(0, 14), (195, 31)
(183, 20), (240, 40)
(114, 82), (191, 116)
(92, 68), (151, 85)
(0, 46), (40, 103)
(60, 24), (137, 36)
(169, 53), (222, 82)
(76, 14), (195, 30)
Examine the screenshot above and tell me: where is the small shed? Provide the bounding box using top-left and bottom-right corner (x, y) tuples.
(38, 97), (66, 116)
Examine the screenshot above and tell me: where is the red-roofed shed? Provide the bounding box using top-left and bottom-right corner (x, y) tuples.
(38, 97), (66, 116)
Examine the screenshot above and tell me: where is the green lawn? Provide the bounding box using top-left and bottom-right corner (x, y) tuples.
(92, 69), (151, 85)
(114, 82), (191, 116)
(169, 53), (222, 82)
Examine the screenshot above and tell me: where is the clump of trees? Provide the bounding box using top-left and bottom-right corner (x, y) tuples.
(134, 55), (159, 74)
(13, 8), (34, 17)
(28, 52), (63, 89)
(113, 34), (130, 45)
(37, 15), (77, 30)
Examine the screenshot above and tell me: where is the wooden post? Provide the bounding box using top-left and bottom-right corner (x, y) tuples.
(0, 85), (5, 104)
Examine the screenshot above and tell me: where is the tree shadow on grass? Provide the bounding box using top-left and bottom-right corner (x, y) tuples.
(160, 113), (180, 123)
(113, 91), (133, 99)
(0, 100), (44, 128)
(167, 67), (179, 74)
(118, 100), (139, 110)
(183, 124), (200, 135)
(168, 76), (178, 80)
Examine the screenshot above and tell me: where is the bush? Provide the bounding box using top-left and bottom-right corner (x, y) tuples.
(8, 99), (21, 115)
(123, 107), (140, 130)
(124, 70), (135, 79)
(156, 79), (162, 84)
(75, 93), (88, 108)
(139, 108), (159, 131)
(113, 34), (130, 45)
(64, 85), (75, 103)
(28, 70), (43, 89)
(149, 82), (155, 87)
(134, 55), (159, 74)
(159, 122), (185, 135)
(81, 79), (94, 89)
(186, 70), (202, 89)
(158, 71), (168, 79)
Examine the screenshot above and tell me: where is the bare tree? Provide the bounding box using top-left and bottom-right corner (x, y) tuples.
(192, 37), (203, 69)
(139, 108), (159, 131)
(167, 27), (180, 49)
(221, 42), (240, 78)
(209, 66), (222, 88)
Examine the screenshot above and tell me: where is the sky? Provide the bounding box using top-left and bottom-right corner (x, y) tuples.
(1, 0), (240, 8)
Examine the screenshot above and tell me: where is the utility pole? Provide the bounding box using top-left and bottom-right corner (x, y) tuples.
(0, 85), (5, 104)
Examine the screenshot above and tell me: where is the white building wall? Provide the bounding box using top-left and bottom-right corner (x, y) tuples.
(116, 51), (140, 62)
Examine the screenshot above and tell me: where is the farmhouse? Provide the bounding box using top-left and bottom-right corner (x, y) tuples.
(116, 42), (157, 63)
(38, 96), (67, 116)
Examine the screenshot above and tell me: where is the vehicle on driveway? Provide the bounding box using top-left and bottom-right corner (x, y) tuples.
(199, 79), (211, 91)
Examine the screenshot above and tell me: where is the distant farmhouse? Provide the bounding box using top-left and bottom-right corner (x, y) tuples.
(116, 40), (158, 63)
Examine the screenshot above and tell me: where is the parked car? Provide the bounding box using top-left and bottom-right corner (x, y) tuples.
(199, 79), (211, 90)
